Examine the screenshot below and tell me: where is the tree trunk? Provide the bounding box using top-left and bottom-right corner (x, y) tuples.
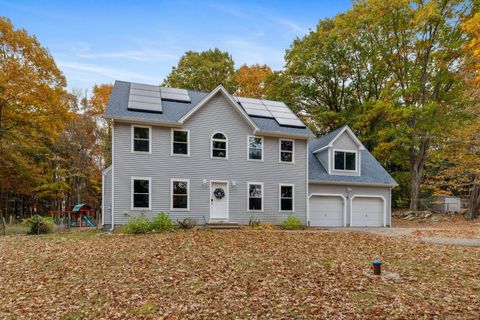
(409, 139), (429, 212)
(466, 175), (480, 220)
(409, 171), (420, 212)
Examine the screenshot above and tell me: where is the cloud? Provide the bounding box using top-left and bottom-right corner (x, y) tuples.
(57, 61), (157, 83)
(77, 50), (177, 62)
(272, 17), (309, 35)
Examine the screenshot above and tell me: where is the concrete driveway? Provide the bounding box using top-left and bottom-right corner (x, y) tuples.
(328, 227), (480, 247)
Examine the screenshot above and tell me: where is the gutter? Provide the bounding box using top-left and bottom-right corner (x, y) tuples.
(254, 130), (311, 140)
(103, 115), (183, 128)
(308, 180), (398, 188)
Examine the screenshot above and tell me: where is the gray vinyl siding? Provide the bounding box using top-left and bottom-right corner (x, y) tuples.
(308, 183), (392, 226)
(112, 92), (307, 226)
(102, 169), (112, 225)
(332, 131), (357, 150)
(315, 150), (328, 171)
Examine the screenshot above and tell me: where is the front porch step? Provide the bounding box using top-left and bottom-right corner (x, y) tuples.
(206, 222), (241, 229)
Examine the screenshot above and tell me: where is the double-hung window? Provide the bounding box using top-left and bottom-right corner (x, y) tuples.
(248, 183), (263, 211)
(212, 133), (227, 158)
(171, 179), (189, 210)
(172, 129), (189, 156)
(248, 136), (263, 161)
(131, 177), (151, 210)
(334, 150), (356, 171)
(279, 139), (294, 163)
(132, 126), (151, 153)
(279, 184), (294, 212)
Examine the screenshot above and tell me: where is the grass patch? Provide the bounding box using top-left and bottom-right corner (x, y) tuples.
(137, 302), (158, 316)
(1, 223), (29, 236)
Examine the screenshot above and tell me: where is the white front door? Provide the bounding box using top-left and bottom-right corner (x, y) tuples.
(210, 181), (229, 220)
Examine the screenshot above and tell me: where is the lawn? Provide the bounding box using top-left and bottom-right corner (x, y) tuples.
(0, 229), (479, 319)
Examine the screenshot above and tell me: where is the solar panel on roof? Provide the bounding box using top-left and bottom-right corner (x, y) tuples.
(270, 111), (298, 119)
(160, 87), (191, 102)
(129, 88), (161, 98)
(262, 99), (288, 107)
(128, 83), (163, 113)
(160, 87), (188, 94)
(129, 94), (163, 104)
(235, 95), (306, 128)
(236, 96), (264, 104)
(243, 108), (272, 118)
(128, 101), (163, 113)
(275, 117), (305, 127)
(241, 102), (267, 110)
(130, 83), (160, 92)
(267, 106), (290, 112)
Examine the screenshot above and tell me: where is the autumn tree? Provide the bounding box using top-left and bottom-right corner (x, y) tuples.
(282, 0), (474, 211)
(0, 17), (68, 218)
(89, 83), (113, 167)
(163, 48), (237, 92)
(234, 64), (272, 98)
(463, 1), (480, 83)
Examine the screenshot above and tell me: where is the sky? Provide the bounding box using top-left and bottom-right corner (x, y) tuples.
(1, 0), (352, 91)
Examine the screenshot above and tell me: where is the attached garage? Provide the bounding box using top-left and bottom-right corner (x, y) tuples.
(309, 195), (345, 227)
(351, 196), (385, 227)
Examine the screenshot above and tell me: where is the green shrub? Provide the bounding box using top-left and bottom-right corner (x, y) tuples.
(150, 212), (176, 232)
(281, 215), (303, 230)
(248, 216), (261, 228)
(177, 218), (196, 229)
(26, 215), (55, 234)
(123, 215), (152, 234)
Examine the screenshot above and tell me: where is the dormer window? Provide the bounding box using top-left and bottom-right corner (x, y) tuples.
(334, 150), (356, 171)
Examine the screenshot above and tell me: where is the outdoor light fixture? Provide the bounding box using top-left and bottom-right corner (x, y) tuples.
(231, 181), (236, 187)
(202, 179), (207, 185)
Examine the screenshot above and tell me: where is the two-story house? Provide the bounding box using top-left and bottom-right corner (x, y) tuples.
(102, 81), (396, 230)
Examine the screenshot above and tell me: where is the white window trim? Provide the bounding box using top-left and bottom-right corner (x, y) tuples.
(211, 132), (228, 160)
(130, 177), (152, 211)
(279, 183), (295, 212)
(332, 149), (358, 173)
(247, 182), (264, 212)
(247, 135), (264, 162)
(131, 125), (152, 154)
(279, 138), (295, 164)
(171, 178), (190, 211)
(171, 129), (190, 157)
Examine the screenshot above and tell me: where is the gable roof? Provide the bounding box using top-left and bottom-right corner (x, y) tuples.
(178, 85), (258, 130)
(310, 125), (365, 153)
(104, 80), (313, 138)
(308, 129), (397, 186)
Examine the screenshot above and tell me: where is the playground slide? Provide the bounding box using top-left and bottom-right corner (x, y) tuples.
(82, 215), (96, 227)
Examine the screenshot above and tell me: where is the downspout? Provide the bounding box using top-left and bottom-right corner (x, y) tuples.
(389, 186), (392, 227)
(306, 141), (309, 226)
(110, 120), (115, 232)
(101, 171), (105, 227)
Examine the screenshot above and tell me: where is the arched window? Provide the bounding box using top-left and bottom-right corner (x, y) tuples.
(212, 132), (227, 159)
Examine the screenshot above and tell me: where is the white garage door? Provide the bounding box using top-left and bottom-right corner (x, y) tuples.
(351, 197), (384, 227)
(309, 195), (344, 227)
